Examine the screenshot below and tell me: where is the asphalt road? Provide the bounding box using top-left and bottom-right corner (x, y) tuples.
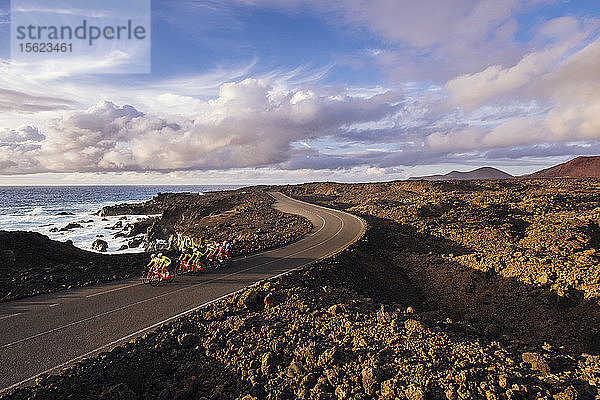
(0, 192), (365, 393)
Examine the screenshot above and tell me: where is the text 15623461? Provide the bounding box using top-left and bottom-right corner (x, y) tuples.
(18, 43), (73, 52)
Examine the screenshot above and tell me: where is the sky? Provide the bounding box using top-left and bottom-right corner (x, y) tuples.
(0, 0), (599, 185)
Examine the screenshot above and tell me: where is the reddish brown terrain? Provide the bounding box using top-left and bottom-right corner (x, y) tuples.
(527, 156), (600, 178)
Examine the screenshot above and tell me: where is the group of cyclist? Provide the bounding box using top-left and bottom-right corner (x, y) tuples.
(143, 240), (232, 285)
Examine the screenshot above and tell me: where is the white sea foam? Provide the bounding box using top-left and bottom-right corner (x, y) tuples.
(27, 207), (45, 216)
(42, 213), (161, 254)
(0, 208), (159, 254)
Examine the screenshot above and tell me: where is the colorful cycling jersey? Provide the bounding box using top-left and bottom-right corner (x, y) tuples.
(160, 256), (171, 267)
(147, 257), (159, 269)
(207, 243), (217, 256)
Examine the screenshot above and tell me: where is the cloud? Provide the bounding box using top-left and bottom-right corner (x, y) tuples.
(279, 145), (451, 170)
(444, 16), (594, 110)
(238, 0), (547, 80)
(430, 33), (600, 154)
(342, 0), (519, 48)
(0, 126), (45, 143)
(1, 79), (401, 174)
(0, 57), (262, 130)
(0, 88), (75, 113)
(425, 118), (552, 153)
(483, 142), (600, 161)
(542, 37), (600, 141)
(11, 7), (110, 18)
(2, 1), (599, 179)
(0, 142), (42, 174)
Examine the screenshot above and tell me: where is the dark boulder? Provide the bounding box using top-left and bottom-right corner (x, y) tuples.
(128, 238), (144, 248)
(91, 239), (109, 252)
(59, 222), (83, 231)
(1, 249), (16, 263)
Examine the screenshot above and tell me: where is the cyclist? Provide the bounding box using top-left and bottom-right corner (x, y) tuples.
(213, 241), (223, 261)
(146, 253), (159, 274)
(179, 248), (192, 269)
(189, 247), (204, 271)
(221, 240), (232, 259)
(157, 253), (172, 278)
(199, 242), (212, 266)
(206, 242), (217, 263)
(215, 241), (230, 266)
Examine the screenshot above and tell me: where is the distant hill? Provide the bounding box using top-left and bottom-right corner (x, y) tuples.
(526, 156), (600, 178)
(409, 167), (513, 181)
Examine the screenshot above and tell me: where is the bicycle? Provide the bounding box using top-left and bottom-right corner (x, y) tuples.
(214, 250), (231, 268)
(143, 265), (174, 286)
(142, 267), (154, 284)
(204, 255), (219, 269)
(191, 259), (204, 272)
(176, 259), (192, 275)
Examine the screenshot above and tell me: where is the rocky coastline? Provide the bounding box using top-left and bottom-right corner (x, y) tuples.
(0, 231), (148, 302)
(0, 188), (311, 302)
(96, 188), (312, 255)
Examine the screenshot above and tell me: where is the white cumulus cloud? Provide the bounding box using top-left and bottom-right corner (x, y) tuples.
(1, 79), (401, 174)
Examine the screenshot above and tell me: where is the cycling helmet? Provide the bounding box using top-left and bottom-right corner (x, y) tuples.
(193, 248), (198, 252)
(158, 253), (163, 258)
(151, 253), (156, 258)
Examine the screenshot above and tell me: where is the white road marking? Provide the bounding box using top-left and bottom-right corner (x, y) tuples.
(85, 196), (325, 299)
(83, 196), (326, 300)
(0, 313), (21, 321)
(0, 290), (245, 394)
(85, 281), (142, 298)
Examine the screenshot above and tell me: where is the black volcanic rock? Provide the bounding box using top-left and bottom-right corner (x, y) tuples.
(0, 189), (311, 302)
(59, 222), (83, 231)
(3, 181), (600, 400)
(97, 188), (312, 257)
(410, 166), (513, 181)
(3, 248), (598, 400)
(0, 231), (147, 301)
(279, 178), (600, 355)
(1, 249), (16, 263)
(91, 239), (109, 252)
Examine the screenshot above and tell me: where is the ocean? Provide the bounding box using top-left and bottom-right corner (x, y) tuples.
(0, 185), (242, 253)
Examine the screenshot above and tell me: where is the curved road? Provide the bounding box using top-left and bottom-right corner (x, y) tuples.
(0, 192), (365, 393)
